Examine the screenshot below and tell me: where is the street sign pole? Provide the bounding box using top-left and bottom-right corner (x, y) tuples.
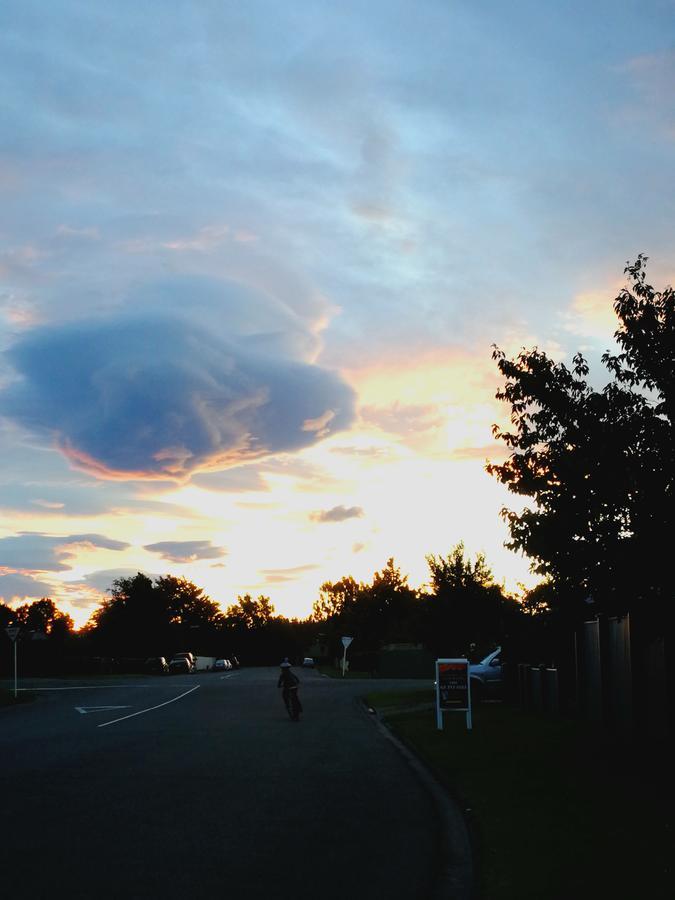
(341, 636), (353, 677)
(5, 626), (20, 698)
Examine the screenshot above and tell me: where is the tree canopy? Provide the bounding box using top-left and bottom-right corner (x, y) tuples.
(87, 572), (224, 653)
(224, 594), (275, 630)
(12, 597), (74, 637)
(422, 544), (510, 657)
(488, 256), (674, 620)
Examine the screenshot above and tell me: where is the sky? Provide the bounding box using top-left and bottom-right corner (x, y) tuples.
(1, 0), (674, 628)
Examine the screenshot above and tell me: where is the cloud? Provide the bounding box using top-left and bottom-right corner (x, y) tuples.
(330, 444), (392, 459)
(259, 563), (321, 583)
(618, 50), (675, 140)
(0, 532), (130, 572)
(311, 505), (364, 523)
(0, 572), (54, 603)
(562, 285), (621, 340)
(191, 466), (269, 493)
(71, 568), (155, 594)
(0, 300), (356, 480)
(143, 540), (226, 563)
(360, 402), (444, 438)
(0, 475), (199, 519)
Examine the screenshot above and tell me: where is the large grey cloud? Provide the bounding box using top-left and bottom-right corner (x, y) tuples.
(0, 532), (130, 572)
(0, 304), (356, 479)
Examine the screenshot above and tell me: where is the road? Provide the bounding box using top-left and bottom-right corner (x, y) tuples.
(1, 668), (441, 899)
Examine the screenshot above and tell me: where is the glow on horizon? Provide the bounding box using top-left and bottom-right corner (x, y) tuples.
(1, 350), (536, 630)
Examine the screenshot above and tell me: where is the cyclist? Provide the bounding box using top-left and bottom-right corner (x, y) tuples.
(277, 658), (302, 721)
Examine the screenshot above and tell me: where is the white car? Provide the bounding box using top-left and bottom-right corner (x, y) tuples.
(302, 657), (315, 668)
(213, 658), (231, 672)
(469, 647), (502, 699)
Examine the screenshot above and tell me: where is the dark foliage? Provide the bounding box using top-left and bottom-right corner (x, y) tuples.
(421, 543), (516, 659)
(86, 572), (225, 655)
(488, 256), (674, 623)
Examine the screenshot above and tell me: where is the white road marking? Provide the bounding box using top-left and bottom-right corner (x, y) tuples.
(219, 672), (240, 680)
(98, 685), (200, 728)
(76, 705), (132, 714)
(18, 682), (195, 691)
(18, 685), (149, 691)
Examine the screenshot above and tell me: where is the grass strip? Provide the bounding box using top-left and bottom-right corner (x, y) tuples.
(366, 691), (672, 900)
(316, 665), (376, 679)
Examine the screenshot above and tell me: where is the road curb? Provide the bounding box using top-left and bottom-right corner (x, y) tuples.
(363, 702), (474, 900)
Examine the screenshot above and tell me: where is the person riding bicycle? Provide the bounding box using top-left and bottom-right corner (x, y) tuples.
(277, 658), (302, 720)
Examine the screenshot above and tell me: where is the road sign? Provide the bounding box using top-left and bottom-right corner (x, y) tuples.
(435, 658), (472, 731)
(340, 636), (353, 677)
(5, 626), (20, 642)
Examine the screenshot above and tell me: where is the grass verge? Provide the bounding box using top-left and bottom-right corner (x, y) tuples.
(316, 665), (376, 679)
(365, 690), (672, 900)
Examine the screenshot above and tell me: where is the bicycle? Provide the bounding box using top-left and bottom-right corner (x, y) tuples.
(284, 686), (302, 721)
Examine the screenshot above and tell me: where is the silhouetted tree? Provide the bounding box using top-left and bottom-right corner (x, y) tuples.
(154, 575), (224, 629)
(312, 560), (421, 660)
(361, 558), (420, 645)
(488, 256), (674, 621)
(13, 598), (74, 636)
(0, 601), (17, 628)
(311, 576), (359, 622)
(87, 573), (222, 655)
(224, 594), (275, 629)
(422, 543), (507, 657)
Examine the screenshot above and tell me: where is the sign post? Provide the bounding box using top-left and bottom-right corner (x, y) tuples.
(435, 658), (472, 731)
(341, 636), (353, 677)
(5, 626), (20, 699)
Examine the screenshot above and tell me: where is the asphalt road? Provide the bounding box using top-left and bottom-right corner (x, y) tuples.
(1, 668), (441, 899)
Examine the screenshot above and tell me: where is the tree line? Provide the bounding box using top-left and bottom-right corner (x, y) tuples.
(1, 544), (524, 670)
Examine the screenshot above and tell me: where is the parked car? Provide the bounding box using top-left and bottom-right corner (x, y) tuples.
(302, 657), (315, 668)
(229, 656), (240, 669)
(169, 656), (192, 674)
(171, 652), (195, 671)
(469, 647), (502, 700)
(144, 656), (169, 675)
(213, 658), (231, 672)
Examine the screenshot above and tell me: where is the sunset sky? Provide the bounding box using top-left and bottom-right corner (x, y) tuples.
(1, 1), (674, 627)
